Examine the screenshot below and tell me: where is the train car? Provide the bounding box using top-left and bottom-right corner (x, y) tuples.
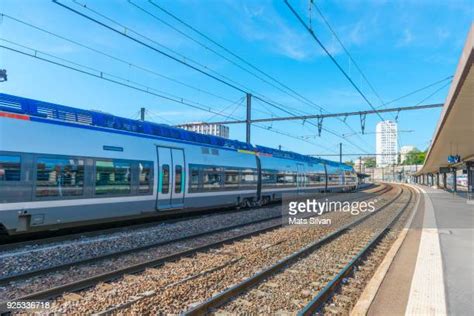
(256, 145), (327, 202)
(0, 93), (356, 236)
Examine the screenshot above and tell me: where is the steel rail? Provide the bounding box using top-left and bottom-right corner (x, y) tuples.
(0, 185), (383, 284)
(0, 185), (377, 251)
(86, 184), (394, 316)
(0, 202), (290, 252)
(0, 208), (258, 251)
(182, 185), (404, 315)
(0, 185), (390, 313)
(0, 213), (283, 285)
(298, 186), (414, 315)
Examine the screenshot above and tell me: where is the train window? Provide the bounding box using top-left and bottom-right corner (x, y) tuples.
(189, 166), (200, 192)
(276, 172), (297, 186)
(262, 170), (277, 184)
(224, 168), (240, 189)
(95, 160), (131, 195)
(240, 168), (257, 188)
(36, 157), (84, 197)
(202, 166), (222, 191)
(161, 164), (170, 194)
(0, 155), (21, 181)
(175, 165), (183, 193)
(328, 175), (340, 184)
(307, 174), (323, 185)
(139, 162), (153, 194)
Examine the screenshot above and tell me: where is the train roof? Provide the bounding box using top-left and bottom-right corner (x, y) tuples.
(0, 93), (353, 170)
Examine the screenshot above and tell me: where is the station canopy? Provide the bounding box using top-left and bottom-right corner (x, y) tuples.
(416, 24), (474, 175)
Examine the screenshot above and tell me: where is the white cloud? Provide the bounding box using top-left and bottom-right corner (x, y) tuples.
(231, 2), (368, 61)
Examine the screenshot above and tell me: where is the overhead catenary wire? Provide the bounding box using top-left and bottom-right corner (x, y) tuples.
(145, 109), (176, 125)
(63, 0), (303, 118)
(144, 0), (372, 149)
(0, 12), (277, 121)
(251, 98), (372, 154)
(138, 0), (372, 154)
(308, 2), (406, 152)
(150, 0), (452, 156)
(414, 80), (452, 106)
(68, 0), (368, 147)
(0, 38), (235, 115)
(284, 0), (385, 122)
(0, 13), (282, 123)
(146, 0), (330, 115)
(0, 13), (238, 106)
(292, 2), (453, 154)
(0, 41), (235, 117)
(311, 1), (387, 109)
(204, 96), (245, 122)
(0, 41), (336, 152)
(54, 0), (371, 154)
(128, 0), (308, 111)
(380, 75), (453, 108)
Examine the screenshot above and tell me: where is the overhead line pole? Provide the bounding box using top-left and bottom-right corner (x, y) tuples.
(246, 93), (251, 144)
(339, 143), (342, 163)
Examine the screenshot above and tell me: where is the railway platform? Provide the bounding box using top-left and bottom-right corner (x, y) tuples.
(354, 185), (474, 315)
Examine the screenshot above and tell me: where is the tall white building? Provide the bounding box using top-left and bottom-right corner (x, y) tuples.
(176, 122), (229, 138)
(376, 120), (398, 167)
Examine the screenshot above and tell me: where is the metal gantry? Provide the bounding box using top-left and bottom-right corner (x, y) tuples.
(183, 103), (443, 142)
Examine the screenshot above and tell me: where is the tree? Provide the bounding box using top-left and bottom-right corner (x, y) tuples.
(344, 160), (355, 167)
(364, 157), (376, 168)
(403, 149), (426, 165)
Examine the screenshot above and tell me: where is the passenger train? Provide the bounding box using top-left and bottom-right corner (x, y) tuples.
(0, 93), (357, 236)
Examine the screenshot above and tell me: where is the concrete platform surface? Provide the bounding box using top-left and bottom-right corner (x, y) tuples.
(426, 187), (474, 315)
(366, 185), (473, 315)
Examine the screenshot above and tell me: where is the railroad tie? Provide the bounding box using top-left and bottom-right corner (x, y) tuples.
(62, 293), (82, 302)
(335, 294), (353, 305)
(97, 282), (114, 291)
(325, 306), (345, 314)
(263, 282), (279, 288)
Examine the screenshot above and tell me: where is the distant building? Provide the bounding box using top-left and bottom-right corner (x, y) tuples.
(176, 122), (229, 138)
(376, 120), (398, 167)
(354, 157), (368, 173)
(400, 145), (416, 163)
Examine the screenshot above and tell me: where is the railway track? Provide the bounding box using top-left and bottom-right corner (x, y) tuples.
(0, 201), (284, 252)
(6, 184), (396, 313)
(0, 185), (387, 285)
(300, 187), (415, 315)
(183, 185), (414, 315)
(0, 185), (391, 314)
(0, 183), (377, 252)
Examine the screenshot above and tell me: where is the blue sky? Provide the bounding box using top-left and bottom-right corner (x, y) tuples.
(1, 0), (472, 160)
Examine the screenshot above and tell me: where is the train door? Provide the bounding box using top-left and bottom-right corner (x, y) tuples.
(156, 146), (185, 210)
(296, 163), (306, 193)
